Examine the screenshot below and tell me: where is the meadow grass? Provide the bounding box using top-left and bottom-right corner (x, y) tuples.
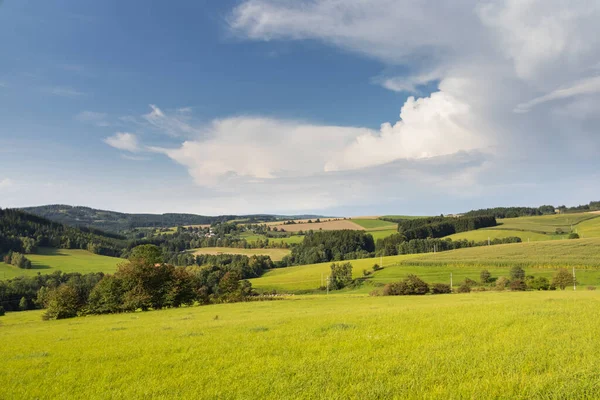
(350, 218), (398, 230)
(494, 213), (599, 234)
(445, 229), (564, 242)
(576, 216), (600, 238)
(0, 248), (122, 280)
(192, 247), (291, 261)
(403, 237), (600, 269)
(369, 229), (399, 241)
(2, 292), (600, 399)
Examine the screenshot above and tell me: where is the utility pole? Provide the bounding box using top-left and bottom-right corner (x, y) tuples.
(488, 237), (491, 246)
(450, 273), (453, 292)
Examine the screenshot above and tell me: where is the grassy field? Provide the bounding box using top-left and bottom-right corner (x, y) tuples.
(3, 292), (600, 398)
(576, 216), (600, 238)
(369, 229), (399, 241)
(192, 247), (291, 261)
(0, 248), (122, 280)
(250, 254), (418, 291)
(494, 213), (599, 234)
(403, 238), (600, 269)
(270, 220), (364, 232)
(350, 218), (397, 230)
(445, 229), (564, 242)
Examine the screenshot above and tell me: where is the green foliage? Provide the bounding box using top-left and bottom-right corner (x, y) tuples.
(510, 266), (526, 281)
(527, 276), (550, 291)
(495, 277), (509, 291)
(329, 262), (353, 290)
(18, 296), (28, 311)
(383, 275), (429, 296)
(430, 283), (452, 294)
(552, 268), (575, 290)
(394, 215), (497, 240)
(288, 230), (375, 265)
(43, 285), (81, 320)
(509, 280), (527, 291)
(568, 233), (580, 239)
(480, 269), (492, 284)
(129, 244), (163, 264)
(0, 305), (4, 316)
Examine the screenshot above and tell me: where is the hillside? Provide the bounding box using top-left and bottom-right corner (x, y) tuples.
(22, 205), (326, 233)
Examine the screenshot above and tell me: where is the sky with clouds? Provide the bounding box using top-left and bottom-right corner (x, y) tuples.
(1, 0), (600, 216)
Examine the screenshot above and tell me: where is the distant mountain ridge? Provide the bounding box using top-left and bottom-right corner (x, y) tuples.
(21, 205), (327, 233)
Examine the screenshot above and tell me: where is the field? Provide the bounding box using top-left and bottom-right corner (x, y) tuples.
(269, 219), (364, 232)
(445, 229), (563, 242)
(403, 237), (600, 269)
(349, 218), (397, 230)
(0, 248), (122, 279)
(192, 247), (291, 261)
(576, 216), (600, 238)
(369, 229), (399, 241)
(3, 292), (600, 398)
(493, 213), (599, 234)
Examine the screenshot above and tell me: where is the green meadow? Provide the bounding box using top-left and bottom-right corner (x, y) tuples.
(350, 218), (398, 230)
(0, 248), (122, 280)
(493, 213), (599, 234)
(3, 291), (600, 399)
(445, 229), (564, 242)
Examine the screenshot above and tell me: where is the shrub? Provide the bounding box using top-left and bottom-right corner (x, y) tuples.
(568, 233), (580, 239)
(463, 278), (478, 288)
(510, 266), (525, 281)
(495, 277), (509, 291)
(329, 262), (353, 290)
(587, 286), (597, 291)
(527, 276), (549, 291)
(431, 283), (452, 294)
(510, 280), (527, 291)
(457, 284), (471, 293)
(552, 268), (574, 290)
(383, 275), (429, 296)
(480, 269), (491, 284)
(362, 269), (371, 276)
(43, 285), (81, 320)
(372, 264), (382, 271)
(369, 289), (381, 296)
(0, 306), (5, 316)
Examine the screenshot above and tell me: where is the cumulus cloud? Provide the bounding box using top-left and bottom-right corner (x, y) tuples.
(515, 76), (600, 113)
(104, 132), (140, 153)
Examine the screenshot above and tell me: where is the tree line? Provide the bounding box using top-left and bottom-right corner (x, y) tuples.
(375, 235), (522, 256)
(0, 245), (272, 319)
(284, 230), (375, 266)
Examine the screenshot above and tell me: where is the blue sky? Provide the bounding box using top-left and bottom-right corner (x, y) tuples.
(2, 0), (600, 215)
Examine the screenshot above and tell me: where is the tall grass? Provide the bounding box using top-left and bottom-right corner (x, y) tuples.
(2, 292), (600, 398)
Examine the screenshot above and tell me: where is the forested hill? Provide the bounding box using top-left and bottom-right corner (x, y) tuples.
(22, 205), (325, 233)
(0, 208), (125, 257)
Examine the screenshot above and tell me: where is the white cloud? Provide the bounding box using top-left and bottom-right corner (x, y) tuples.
(0, 178), (14, 189)
(143, 104), (200, 137)
(45, 86), (85, 97)
(75, 111), (110, 126)
(104, 132), (140, 153)
(515, 76), (600, 113)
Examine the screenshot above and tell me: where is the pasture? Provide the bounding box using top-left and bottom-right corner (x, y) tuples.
(445, 229), (563, 242)
(192, 247), (291, 261)
(0, 248), (122, 279)
(2, 292), (600, 399)
(269, 219), (364, 232)
(494, 212), (599, 234)
(349, 218), (397, 230)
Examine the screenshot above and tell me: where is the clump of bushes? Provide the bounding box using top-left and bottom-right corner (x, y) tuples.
(372, 264), (383, 272)
(527, 276), (550, 291)
(0, 306), (5, 316)
(383, 275), (429, 296)
(430, 283), (452, 294)
(457, 283), (471, 293)
(568, 233), (580, 240)
(510, 280), (527, 291)
(588, 286), (597, 291)
(2, 251), (32, 269)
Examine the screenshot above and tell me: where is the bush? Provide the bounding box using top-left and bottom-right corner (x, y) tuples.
(43, 285), (81, 320)
(552, 268), (574, 290)
(568, 233), (580, 239)
(372, 264), (382, 271)
(527, 276), (549, 291)
(431, 283), (452, 294)
(383, 275), (429, 296)
(369, 289), (381, 296)
(0, 306), (5, 316)
(329, 262), (353, 290)
(510, 266), (525, 281)
(510, 280), (527, 291)
(457, 284), (471, 293)
(463, 278), (478, 288)
(495, 277), (509, 291)
(587, 286), (597, 291)
(362, 269), (371, 276)
(480, 269), (491, 284)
